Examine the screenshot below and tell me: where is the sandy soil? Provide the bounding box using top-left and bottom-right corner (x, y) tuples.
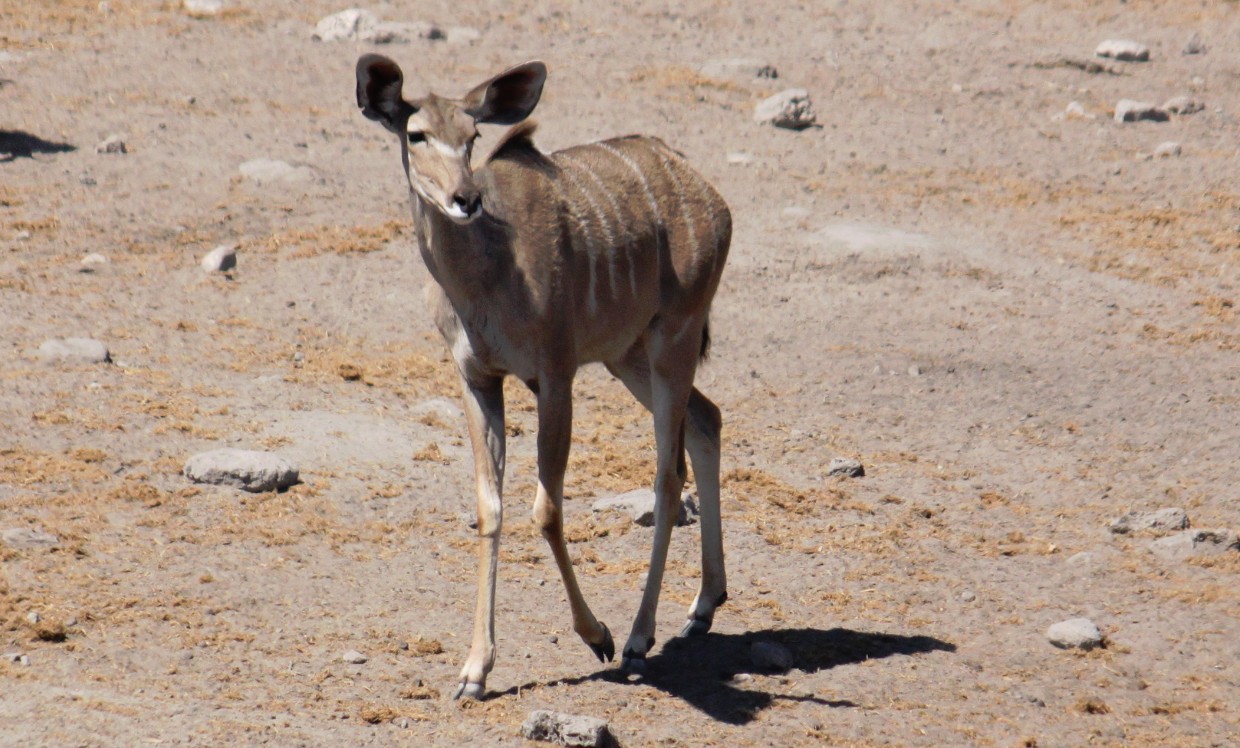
(2, 1), (1239, 745)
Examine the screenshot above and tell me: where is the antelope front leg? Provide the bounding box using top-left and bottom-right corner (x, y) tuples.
(453, 377), (506, 700)
(532, 376), (615, 665)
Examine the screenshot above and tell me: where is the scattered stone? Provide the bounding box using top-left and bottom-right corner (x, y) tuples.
(25, 612), (40, 625)
(37, 338), (111, 364)
(1108, 507), (1189, 535)
(95, 135), (127, 154)
(520, 710), (615, 748)
(79, 253), (110, 272)
(1182, 33), (1206, 56)
(183, 0), (222, 17)
(1153, 142), (1182, 158)
(200, 244), (237, 273)
(961, 590), (977, 603)
(238, 158), (317, 186)
(1046, 618), (1103, 650)
(183, 449), (299, 493)
(14, 230), (31, 241)
(1031, 55), (1122, 75)
(1149, 529), (1239, 561)
(591, 489), (697, 527)
(827, 457), (865, 478)
(1162, 96), (1204, 116)
(1, 528), (61, 549)
(725, 151), (755, 165)
(312, 8), (380, 41)
(311, 9), (451, 44)
(4, 653), (30, 666)
(754, 89), (817, 130)
(444, 26), (481, 45)
(1114, 100), (1167, 123)
(698, 58), (778, 80)
(750, 640), (794, 671)
(1062, 101), (1090, 120)
(1095, 39), (1150, 62)
(341, 650), (368, 664)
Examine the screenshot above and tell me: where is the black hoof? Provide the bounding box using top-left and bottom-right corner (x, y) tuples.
(620, 653), (647, 674)
(588, 623), (615, 663)
(452, 681), (485, 701)
(678, 615), (713, 638)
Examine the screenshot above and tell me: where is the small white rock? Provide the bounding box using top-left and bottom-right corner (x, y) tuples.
(1149, 529), (1239, 561)
(754, 89), (817, 130)
(591, 489), (697, 527)
(1108, 507), (1189, 535)
(520, 710), (614, 748)
(1095, 39), (1150, 62)
(183, 449), (299, 493)
(37, 338), (111, 364)
(25, 612), (41, 625)
(312, 8), (380, 42)
(79, 253), (110, 272)
(1063, 101), (1089, 119)
(827, 457), (865, 478)
(1114, 100), (1167, 123)
(1153, 142), (1182, 158)
(1182, 33), (1206, 56)
(238, 158), (317, 185)
(341, 650), (368, 664)
(1162, 96), (1204, 115)
(183, 0), (223, 16)
(95, 135), (127, 154)
(200, 244), (237, 273)
(726, 151), (755, 165)
(1046, 618), (1103, 650)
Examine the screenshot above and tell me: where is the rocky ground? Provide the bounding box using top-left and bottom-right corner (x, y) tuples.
(2, 1), (1238, 746)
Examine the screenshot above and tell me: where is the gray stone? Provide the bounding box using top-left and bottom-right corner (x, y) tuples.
(754, 89), (817, 130)
(750, 640), (794, 671)
(238, 158), (317, 185)
(1046, 618), (1103, 650)
(1108, 507), (1189, 535)
(1182, 33), (1206, 56)
(2, 528), (61, 549)
(183, 449), (299, 493)
(1114, 100), (1167, 123)
(341, 650), (368, 664)
(592, 489), (697, 527)
(961, 590), (977, 603)
(827, 457), (865, 478)
(37, 338), (111, 364)
(1162, 96), (1204, 116)
(200, 244), (237, 273)
(95, 135), (127, 154)
(520, 710), (615, 748)
(1095, 39), (1150, 62)
(312, 8), (380, 41)
(1149, 529), (1240, 561)
(698, 58), (778, 80)
(79, 253), (110, 272)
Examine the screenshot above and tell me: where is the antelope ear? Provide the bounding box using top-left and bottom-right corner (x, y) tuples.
(463, 61), (547, 125)
(356, 54), (413, 132)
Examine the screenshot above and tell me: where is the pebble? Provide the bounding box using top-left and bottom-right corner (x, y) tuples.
(1107, 507), (1189, 535)
(750, 640), (795, 671)
(1153, 142), (1182, 158)
(37, 338), (111, 364)
(95, 135), (127, 154)
(520, 710), (615, 748)
(754, 89), (817, 130)
(826, 457), (865, 478)
(312, 8), (380, 41)
(1046, 618), (1103, 650)
(1162, 96), (1204, 116)
(725, 152), (755, 165)
(1, 528), (61, 549)
(183, 449), (300, 493)
(1148, 529), (1239, 561)
(1182, 32), (1207, 56)
(1113, 100), (1168, 123)
(591, 489), (698, 527)
(1095, 39), (1150, 62)
(4, 653), (30, 666)
(341, 650), (368, 664)
(238, 158), (317, 186)
(311, 9), (462, 44)
(698, 58), (778, 80)
(25, 612), (41, 625)
(961, 590), (977, 603)
(183, 0), (222, 16)
(200, 244), (237, 273)
(79, 253), (110, 272)
(1062, 101), (1090, 120)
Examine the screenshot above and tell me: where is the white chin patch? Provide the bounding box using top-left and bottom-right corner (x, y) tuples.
(443, 202), (482, 224)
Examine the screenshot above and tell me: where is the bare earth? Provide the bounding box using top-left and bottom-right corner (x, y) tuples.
(3, 1), (1239, 746)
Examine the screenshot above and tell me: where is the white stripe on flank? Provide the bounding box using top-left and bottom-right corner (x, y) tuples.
(596, 142), (661, 298)
(556, 155), (606, 316)
(651, 146), (699, 265)
(560, 151), (622, 304)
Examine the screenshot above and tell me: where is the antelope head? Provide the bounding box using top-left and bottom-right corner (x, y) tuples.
(356, 54), (547, 224)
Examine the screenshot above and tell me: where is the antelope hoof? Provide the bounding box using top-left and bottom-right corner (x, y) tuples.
(678, 615), (713, 638)
(620, 652), (647, 674)
(588, 622), (615, 663)
(452, 681), (485, 701)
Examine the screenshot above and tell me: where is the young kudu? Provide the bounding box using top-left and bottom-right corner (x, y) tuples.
(355, 54), (731, 699)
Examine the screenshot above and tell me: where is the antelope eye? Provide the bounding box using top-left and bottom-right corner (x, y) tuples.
(407, 131), (427, 145)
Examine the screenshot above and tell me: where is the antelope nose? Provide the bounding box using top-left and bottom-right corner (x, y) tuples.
(453, 191), (482, 217)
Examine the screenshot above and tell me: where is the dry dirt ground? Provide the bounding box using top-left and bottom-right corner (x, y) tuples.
(2, 1), (1239, 746)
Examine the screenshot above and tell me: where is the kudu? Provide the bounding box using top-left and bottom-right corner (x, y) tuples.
(355, 54), (731, 699)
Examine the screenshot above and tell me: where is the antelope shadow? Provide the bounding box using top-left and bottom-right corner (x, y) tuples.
(499, 626), (956, 725)
(0, 130), (76, 162)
